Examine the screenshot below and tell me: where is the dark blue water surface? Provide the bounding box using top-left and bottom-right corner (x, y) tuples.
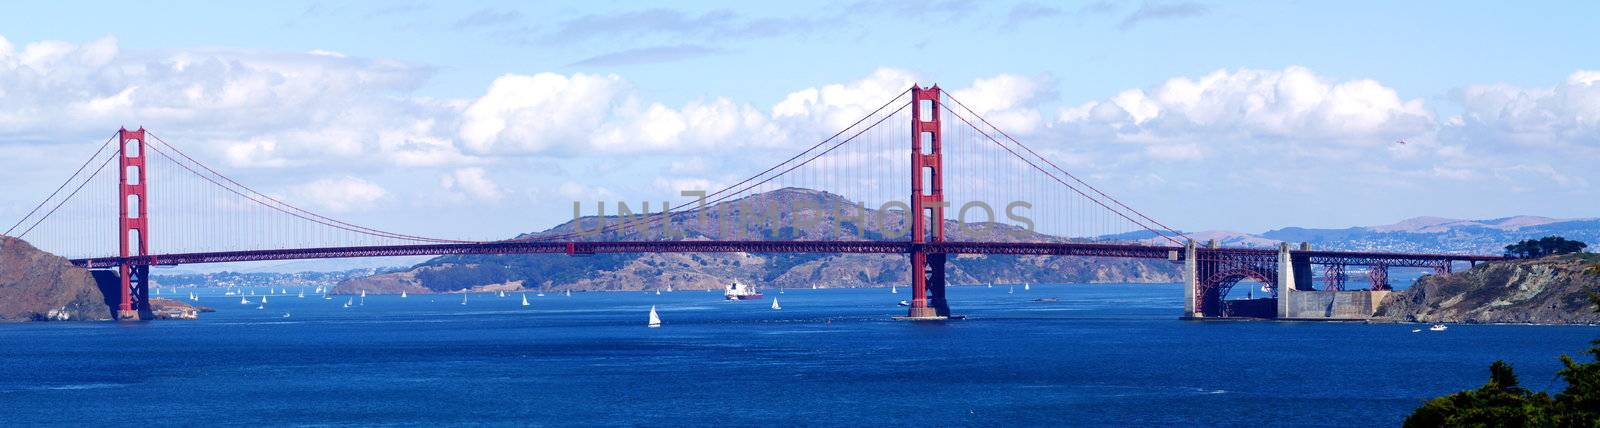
(2, 284), (1595, 426)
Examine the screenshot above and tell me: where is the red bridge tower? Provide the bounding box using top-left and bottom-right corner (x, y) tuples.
(117, 127), (151, 320)
(906, 85), (950, 319)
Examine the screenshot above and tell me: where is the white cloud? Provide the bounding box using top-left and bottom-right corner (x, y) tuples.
(1448, 70), (1600, 152)
(440, 167), (503, 202)
(948, 74), (1051, 134)
(0, 35), (462, 170)
(458, 73), (784, 155)
(1057, 66), (1434, 155)
(772, 67), (918, 139)
(292, 176), (388, 212)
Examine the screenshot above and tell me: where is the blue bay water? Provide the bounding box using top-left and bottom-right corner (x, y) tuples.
(1, 284), (1596, 426)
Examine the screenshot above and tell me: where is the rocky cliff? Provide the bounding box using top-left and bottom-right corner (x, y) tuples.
(0, 236), (114, 321)
(338, 188), (1181, 294)
(1374, 254), (1600, 324)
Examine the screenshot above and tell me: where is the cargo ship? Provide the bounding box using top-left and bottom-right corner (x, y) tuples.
(724, 280), (764, 300)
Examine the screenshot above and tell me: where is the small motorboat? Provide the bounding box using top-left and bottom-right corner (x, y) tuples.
(1429, 324), (1448, 332)
(897, 300), (910, 307)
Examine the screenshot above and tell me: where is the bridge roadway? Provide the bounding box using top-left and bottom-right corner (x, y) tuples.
(68, 240), (1503, 269)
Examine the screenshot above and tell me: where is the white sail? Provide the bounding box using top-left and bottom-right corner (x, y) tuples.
(461, 293), (468, 305)
(1024, 283), (1031, 291)
(257, 304), (264, 310)
(521, 294), (530, 306)
(565, 290), (571, 297)
(261, 296), (268, 304)
(400, 291), (408, 298)
(647, 305), (661, 327)
(655, 289), (661, 295)
(360, 290), (367, 298)
(240, 297), (250, 305)
(771, 298), (781, 310)
(891, 285), (898, 294)
(297, 289), (305, 298)
(1008, 286), (1015, 294)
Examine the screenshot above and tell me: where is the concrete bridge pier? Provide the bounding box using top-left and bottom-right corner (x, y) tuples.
(1182, 240), (1199, 318)
(1275, 242), (1297, 318)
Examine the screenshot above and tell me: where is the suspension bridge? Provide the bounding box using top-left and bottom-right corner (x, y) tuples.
(5, 85), (1501, 321)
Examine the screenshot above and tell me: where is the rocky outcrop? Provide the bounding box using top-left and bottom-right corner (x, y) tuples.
(0, 236), (113, 321)
(341, 188), (1181, 294)
(150, 298), (214, 320)
(1374, 254), (1600, 324)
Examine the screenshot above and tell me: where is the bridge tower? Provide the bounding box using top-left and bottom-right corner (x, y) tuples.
(117, 127), (151, 320)
(906, 85), (950, 319)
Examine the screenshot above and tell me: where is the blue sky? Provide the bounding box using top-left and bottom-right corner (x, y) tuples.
(1, 1), (1597, 248)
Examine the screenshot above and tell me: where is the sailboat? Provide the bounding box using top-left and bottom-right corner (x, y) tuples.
(461, 293), (468, 305)
(240, 297), (251, 305)
(891, 285), (898, 294)
(521, 294), (530, 306)
(564, 290), (571, 297)
(811, 284), (818, 290)
(400, 291), (408, 298)
(666, 286), (673, 292)
(779, 287), (785, 294)
(1024, 283), (1031, 291)
(297, 289), (305, 298)
(257, 303), (264, 310)
(343, 298), (352, 308)
(323, 293), (332, 300)
(189, 292), (198, 301)
(261, 296), (269, 304)
(1008, 286), (1015, 294)
(771, 298), (781, 310)
(647, 305), (661, 328)
(360, 290), (367, 298)
(655, 289), (662, 296)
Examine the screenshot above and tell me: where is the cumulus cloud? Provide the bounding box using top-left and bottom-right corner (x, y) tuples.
(458, 72), (784, 156)
(292, 177), (388, 212)
(1056, 66), (1434, 159)
(1447, 70), (1600, 152)
(0, 34), (470, 170)
(772, 67), (918, 138)
(949, 73), (1053, 134)
(440, 167), (503, 202)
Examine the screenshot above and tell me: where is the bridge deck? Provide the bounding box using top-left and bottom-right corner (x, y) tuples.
(69, 241), (1503, 269)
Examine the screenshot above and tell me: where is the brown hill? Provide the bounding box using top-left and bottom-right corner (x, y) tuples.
(1374, 254), (1600, 324)
(337, 188), (1180, 294)
(0, 236), (114, 321)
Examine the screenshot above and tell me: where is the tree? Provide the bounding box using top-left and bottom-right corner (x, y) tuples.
(1504, 236), (1589, 259)
(1406, 284), (1600, 426)
(1404, 361), (1554, 427)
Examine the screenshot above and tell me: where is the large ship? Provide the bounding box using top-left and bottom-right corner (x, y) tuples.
(724, 280), (765, 300)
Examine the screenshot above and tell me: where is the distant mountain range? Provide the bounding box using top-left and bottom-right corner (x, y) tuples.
(1130, 215), (1599, 255)
(333, 186), (1591, 294)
